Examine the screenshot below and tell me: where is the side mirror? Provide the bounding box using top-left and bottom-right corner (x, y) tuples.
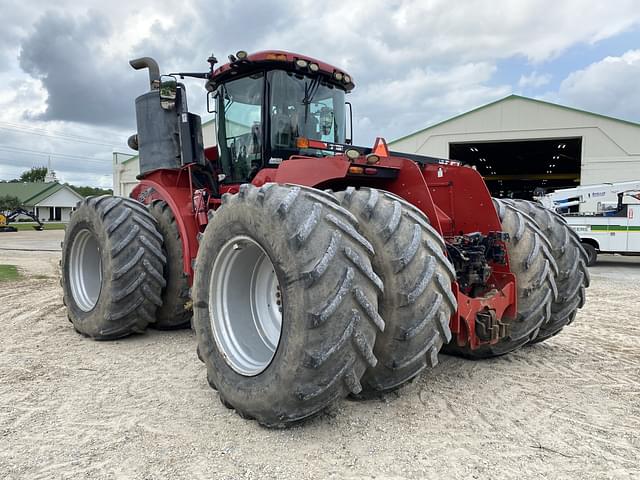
(207, 90), (217, 114)
(159, 75), (177, 110)
(345, 101), (353, 145)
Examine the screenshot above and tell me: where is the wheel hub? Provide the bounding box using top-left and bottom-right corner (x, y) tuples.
(209, 236), (283, 376)
(68, 229), (103, 312)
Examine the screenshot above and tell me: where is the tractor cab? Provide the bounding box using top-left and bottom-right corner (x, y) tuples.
(129, 51), (354, 191)
(206, 51), (354, 184)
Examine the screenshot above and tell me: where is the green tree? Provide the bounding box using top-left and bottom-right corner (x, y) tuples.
(0, 195), (21, 213)
(67, 184), (113, 197)
(19, 166), (48, 183)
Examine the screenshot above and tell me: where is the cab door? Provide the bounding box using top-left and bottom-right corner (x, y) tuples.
(606, 211), (628, 252)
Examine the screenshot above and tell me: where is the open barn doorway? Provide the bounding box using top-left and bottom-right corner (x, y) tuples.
(449, 138), (581, 199)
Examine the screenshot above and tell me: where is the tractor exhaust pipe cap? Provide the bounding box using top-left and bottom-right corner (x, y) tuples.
(129, 57), (161, 89)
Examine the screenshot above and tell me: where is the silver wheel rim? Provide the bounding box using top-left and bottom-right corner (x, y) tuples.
(209, 236), (283, 376)
(69, 229), (103, 312)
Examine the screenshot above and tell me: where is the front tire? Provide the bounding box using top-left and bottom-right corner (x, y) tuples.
(61, 196), (166, 340)
(582, 242), (598, 267)
(193, 184), (383, 427)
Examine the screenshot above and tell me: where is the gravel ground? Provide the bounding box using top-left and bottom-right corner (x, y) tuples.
(1, 231), (639, 479)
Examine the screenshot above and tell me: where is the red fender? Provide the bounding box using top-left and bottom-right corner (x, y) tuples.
(130, 169), (200, 283)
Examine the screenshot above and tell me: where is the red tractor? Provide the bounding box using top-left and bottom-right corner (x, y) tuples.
(61, 50), (589, 427)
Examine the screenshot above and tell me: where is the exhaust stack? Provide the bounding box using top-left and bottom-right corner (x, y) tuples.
(129, 57), (161, 89)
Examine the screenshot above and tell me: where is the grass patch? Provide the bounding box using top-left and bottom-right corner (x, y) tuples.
(11, 223), (66, 231)
(0, 265), (22, 282)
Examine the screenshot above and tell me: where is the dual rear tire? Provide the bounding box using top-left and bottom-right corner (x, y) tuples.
(62, 195), (193, 339)
(334, 187), (456, 393)
(61, 196), (166, 339)
(446, 197), (588, 358)
(147, 200), (192, 329)
(506, 199), (589, 343)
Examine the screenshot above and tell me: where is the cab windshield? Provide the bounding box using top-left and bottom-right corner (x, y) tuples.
(268, 70), (345, 157)
(216, 69), (346, 183)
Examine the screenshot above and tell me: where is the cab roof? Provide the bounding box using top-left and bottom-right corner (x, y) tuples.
(208, 50), (354, 92)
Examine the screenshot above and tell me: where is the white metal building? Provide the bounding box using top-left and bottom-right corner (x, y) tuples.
(390, 95), (640, 209)
(0, 181), (84, 222)
(33, 185), (84, 222)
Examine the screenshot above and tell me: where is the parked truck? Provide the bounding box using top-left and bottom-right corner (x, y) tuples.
(537, 182), (640, 265)
(565, 192), (639, 265)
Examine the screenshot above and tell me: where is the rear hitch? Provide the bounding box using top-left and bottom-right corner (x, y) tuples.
(475, 308), (510, 342)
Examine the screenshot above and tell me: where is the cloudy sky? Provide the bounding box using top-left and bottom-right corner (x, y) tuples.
(1, 0), (639, 187)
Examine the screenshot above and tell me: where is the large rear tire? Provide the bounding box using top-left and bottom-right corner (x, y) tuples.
(193, 184), (383, 427)
(61, 196), (166, 340)
(445, 198), (558, 358)
(335, 187), (456, 393)
(147, 200), (192, 329)
(507, 199), (589, 343)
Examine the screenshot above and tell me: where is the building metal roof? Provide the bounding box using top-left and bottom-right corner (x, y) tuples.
(0, 182), (80, 206)
(390, 94), (640, 145)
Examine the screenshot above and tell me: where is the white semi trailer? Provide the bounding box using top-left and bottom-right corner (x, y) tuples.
(537, 182), (640, 266)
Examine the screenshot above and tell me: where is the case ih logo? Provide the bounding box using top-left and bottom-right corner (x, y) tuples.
(137, 187), (156, 203)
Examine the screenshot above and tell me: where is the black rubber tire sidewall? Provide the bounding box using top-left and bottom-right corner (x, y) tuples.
(195, 216), (312, 420)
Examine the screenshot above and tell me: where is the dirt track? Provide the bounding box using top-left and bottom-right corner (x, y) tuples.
(1, 231), (639, 479)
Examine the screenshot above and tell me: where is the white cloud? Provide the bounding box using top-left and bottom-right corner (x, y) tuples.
(554, 49), (640, 121)
(1, 0), (640, 185)
(353, 62), (511, 142)
(518, 72), (552, 88)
